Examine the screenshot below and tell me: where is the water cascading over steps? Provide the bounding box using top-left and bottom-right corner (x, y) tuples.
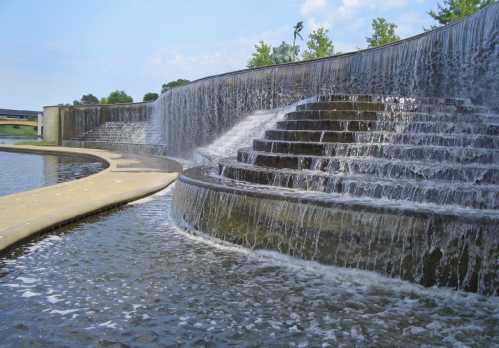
(61, 4), (498, 157)
(172, 95), (499, 295)
(56, 5), (498, 294)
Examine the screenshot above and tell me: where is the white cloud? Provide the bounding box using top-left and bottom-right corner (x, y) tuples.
(302, 0), (328, 16)
(146, 27), (289, 82)
(298, 0), (427, 52)
(146, 1), (432, 85)
(338, 0), (362, 15)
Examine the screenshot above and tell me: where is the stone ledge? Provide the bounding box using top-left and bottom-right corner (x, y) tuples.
(0, 145), (181, 253)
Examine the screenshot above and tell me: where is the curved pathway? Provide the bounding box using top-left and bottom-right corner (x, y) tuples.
(0, 145), (181, 252)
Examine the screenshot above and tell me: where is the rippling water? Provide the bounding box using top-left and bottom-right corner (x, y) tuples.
(0, 187), (497, 347)
(0, 149), (106, 196)
(0, 137), (32, 145)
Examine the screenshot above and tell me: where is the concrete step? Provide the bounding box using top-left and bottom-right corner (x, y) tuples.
(286, 110), (499, 123)
(285, 110), (378, 121)
(297, 101), (385, 112)
(218, 160), (499, 209)
(265, 130), (499, 148)
(265, 130), (355, 143)
(252, 140), (499, 164)
(276, 120), (499, 135)
(237, 149), (499, 184)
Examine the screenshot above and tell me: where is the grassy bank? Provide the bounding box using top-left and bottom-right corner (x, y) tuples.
(0, 125), (37, 137)
(14, 140), (55, 146)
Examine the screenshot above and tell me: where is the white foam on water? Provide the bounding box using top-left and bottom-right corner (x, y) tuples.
(173, 223), (253, 257)
(17, 277), (38, 284)
(50, 309), (81, 316)
(21, 290), (41, 298)
(2, 283), (21, 288)
(152, 185), (174, 196)
(47, 294), (64, 304)
(127, 196), (155, 205)
(173, 219), (499, 309)
(24, 235), (63, 254)
(127, 185), (175, 205)
(98, 321), (118, 329)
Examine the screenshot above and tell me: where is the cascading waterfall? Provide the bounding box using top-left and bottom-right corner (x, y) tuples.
(172, 171), (498, 294)
(55, 4), (499, 294)
(62, 103), (153, 141)
(62, 4), (498, 157)
(172, 92), (499, 295)
(149, 3), (498, 156)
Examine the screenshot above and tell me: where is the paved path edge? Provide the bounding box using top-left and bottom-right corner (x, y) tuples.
(0, 145), (180, 253)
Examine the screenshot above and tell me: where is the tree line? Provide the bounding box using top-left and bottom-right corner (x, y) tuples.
(247, 0), (495, 68)
(71, 78), (191, 106)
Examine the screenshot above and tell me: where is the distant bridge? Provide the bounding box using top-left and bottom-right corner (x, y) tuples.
(0, 108), (43, 136)
(0, 108), (41, 119)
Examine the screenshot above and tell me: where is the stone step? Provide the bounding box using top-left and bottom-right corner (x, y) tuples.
(252, 140), (499, 164)
(317, 95), (375, 102)
(237, 149), (499, 184)
(265, 130), (499, 148)
(286, 110), (499, 123)
(298, 100), (489, 114)
(285, 110), (379, 121)
(276, 120), (499, 135)
(353, 132), (499, 148)
(218, 160), (499, 209)
(297, 101), (386, 112)
(277, 120), (375, 131)
(265, 130), (355, 143)
(316, 95), (473, 105)
(180, 165), (499, 221)
(74, 121), (147, 143)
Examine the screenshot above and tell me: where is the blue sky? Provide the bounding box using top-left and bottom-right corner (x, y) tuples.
(0, 0), (441, 110)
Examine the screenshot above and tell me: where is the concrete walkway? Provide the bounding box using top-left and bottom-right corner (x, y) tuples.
(0, 145), (181, 252)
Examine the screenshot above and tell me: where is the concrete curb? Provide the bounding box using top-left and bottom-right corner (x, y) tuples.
(0, 145), (181, 253)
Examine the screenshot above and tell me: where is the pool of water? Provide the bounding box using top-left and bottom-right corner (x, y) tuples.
(0, 150), (106, 196)
(0, 187), (497, 347)
(0, 136), (38, 145)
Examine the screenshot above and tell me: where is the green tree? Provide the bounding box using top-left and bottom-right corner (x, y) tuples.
(101, 90), (133, 104)
(303, 28), (334, 60)
(247, 41), (273, 68)
(143, 92), (159, 102)
(161, 79), (190, 94)
(81, 94), (99, 104)
(366, 18), (401, 48)
(272, 42), (300, 64)
(428, 0), (496, 26)
(73, 93), (99, 106)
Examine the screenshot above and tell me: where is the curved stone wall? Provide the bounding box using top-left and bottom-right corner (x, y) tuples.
(172, 168), (499, 295)
(59, 3), (498, 156)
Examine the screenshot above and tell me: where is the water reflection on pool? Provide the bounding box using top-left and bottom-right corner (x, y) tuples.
(0, 146), (106, 196)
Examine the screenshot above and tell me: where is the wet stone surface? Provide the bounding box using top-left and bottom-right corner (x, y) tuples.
(0, 188), (498, 347)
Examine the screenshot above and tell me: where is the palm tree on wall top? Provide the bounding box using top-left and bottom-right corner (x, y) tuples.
(293, 21), (304, 60)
